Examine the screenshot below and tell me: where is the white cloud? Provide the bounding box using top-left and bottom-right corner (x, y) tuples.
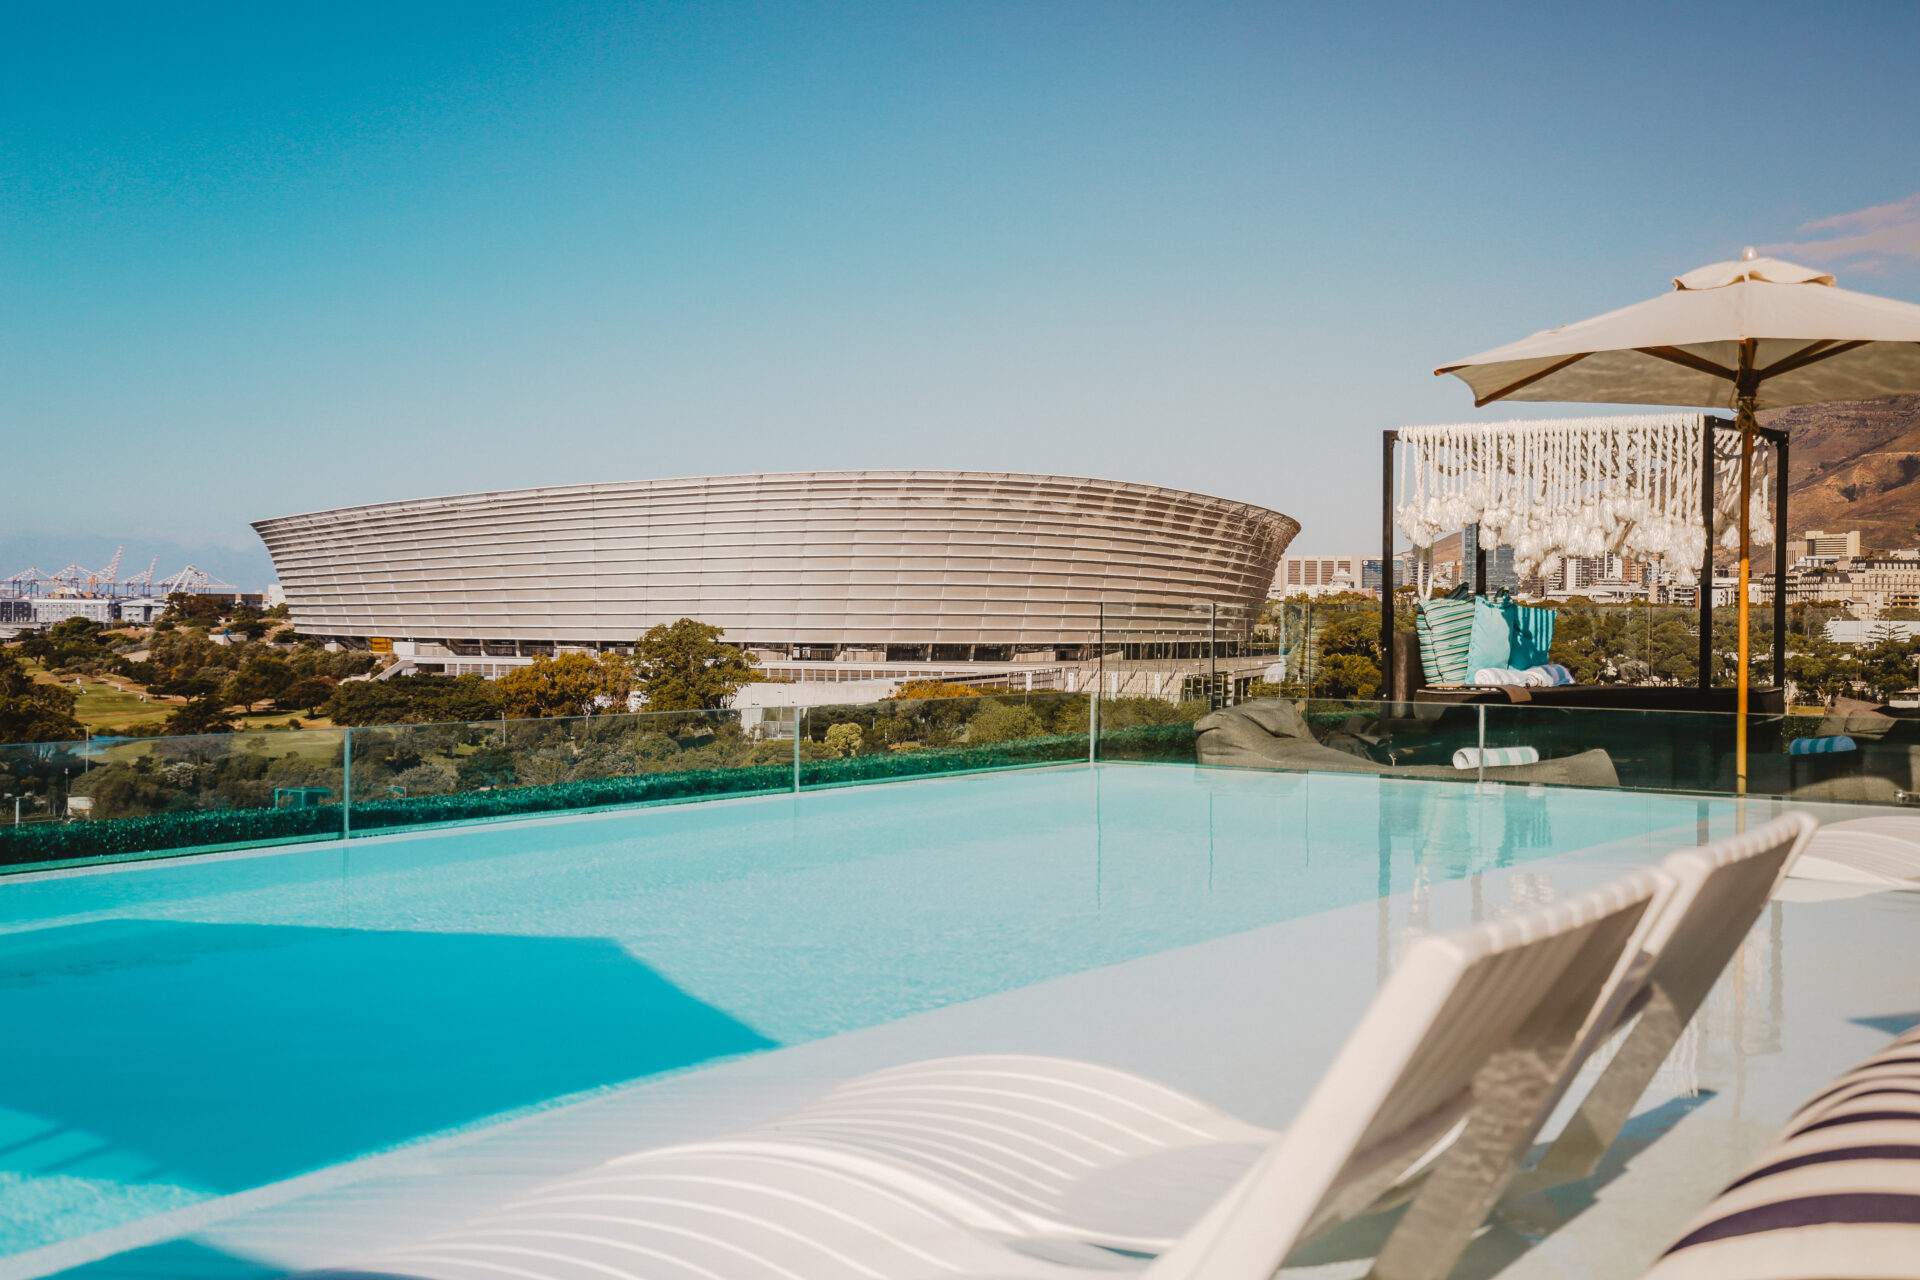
(1762, 192), (1920, 273)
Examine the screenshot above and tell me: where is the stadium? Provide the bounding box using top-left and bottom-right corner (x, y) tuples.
(253, 471), (1297, 690)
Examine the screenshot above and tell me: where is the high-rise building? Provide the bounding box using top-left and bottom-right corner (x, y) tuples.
(1803, 529), (1862, 559)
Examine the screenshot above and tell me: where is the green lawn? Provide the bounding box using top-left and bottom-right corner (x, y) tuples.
(61, 677), (174, 733)
(24, 659), (337, 739)
(95, 726), (346, 765)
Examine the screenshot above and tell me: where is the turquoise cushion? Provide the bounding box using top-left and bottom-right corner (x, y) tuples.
(1466, 597), (1556, 676)
(1508, 601), (1555, 669)
(1464, 597), (1513, 676)
(1416, 594), (1475, 684)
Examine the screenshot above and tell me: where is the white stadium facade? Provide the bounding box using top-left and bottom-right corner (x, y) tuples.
(253, 471), (1297, 691)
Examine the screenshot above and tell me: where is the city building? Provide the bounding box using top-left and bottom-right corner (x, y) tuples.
(30, 597), (118, 625)
(1275, 554), (1368, 597)
(1855, 556), (1920, 608)
(1825, 619), (1920, 647)
(117, 597), (169, 626)
(1784, 529), (1863, 562)
(254, 471), (1299, 692)
(1804, 529), (1863, 560)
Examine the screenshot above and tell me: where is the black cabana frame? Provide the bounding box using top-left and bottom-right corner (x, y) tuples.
(1379, 416), (1790, 695)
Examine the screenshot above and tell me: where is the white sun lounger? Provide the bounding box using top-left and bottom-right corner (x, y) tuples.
(1502, 810), (1817, 1199)
(646, 812), (1812, 1259)
(1785, 814), (1920, 888)
(336, 864), (1673, 1280)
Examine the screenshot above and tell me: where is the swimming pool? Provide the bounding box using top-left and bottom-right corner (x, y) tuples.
(0, 763), (1734, 1260)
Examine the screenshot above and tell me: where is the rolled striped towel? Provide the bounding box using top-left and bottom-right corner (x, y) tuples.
(1452, 746), (1540, 770)
(1644, 1022), (1920, 1279)
(1790, 735), (1858, 756)
(1532, 662), (1575, 686)
(1471, 666), (1531, 686)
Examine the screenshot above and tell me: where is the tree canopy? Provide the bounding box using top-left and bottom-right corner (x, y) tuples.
(163, 694), (236, 736)
(632, 620), (761, 711)
(324, 673), (505, 726)
(0, 650), (84, 744)
(497, 652), (634, 718)
(885, 679), (981, 701)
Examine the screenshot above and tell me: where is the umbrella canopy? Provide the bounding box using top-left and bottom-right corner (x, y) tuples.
(1433, 250), (1920, 797)
(1437, 254), (1920, 409)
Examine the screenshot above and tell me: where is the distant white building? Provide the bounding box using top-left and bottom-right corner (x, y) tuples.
(118, 597), (168, 625)
(1826, 619), (1920, 647)
(31, 597), (116, 626)
(1274, 554), (1366, 597)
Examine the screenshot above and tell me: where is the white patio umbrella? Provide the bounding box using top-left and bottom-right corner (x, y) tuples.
(1436, 250), (1920, 792)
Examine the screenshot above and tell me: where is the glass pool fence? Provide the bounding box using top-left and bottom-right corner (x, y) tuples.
(2, 690), (1911, 874)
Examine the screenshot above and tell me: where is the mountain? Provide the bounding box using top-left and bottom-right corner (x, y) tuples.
(1762, 395), (1920, 552)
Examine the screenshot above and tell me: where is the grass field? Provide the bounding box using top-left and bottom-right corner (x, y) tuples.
(96, 726), (346, 765)
(25, 662), (336, 738)
(49, 676), (175, 733)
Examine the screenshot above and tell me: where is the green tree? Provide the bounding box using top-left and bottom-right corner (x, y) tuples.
(226, 607), (272, 641)
(277, 677), (337, 716)
(16, 617), (118, 673)
(164, 694), (236, 735)
(1314, 653), (1382, 700)
(161, 592), (225, 626)
(822, 722), (865, 757)
(324, 673), (504, 725)
(632, 620), (761, 711)
(222, 655), (295, 711)
(1307, 609), (1382, 698)
(0, 650), (84, 744)
(966, 701), (1047, 743)
(886, 679), (981, 701)
(1647, 617), (1699, 685)
(497, 652), (634, 718)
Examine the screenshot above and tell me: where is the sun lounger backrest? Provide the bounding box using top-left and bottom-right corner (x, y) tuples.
(1639, 813), (1816, 1015)
(1509, 813), (1817, 1198)
(1148, 867), (1671, 1280)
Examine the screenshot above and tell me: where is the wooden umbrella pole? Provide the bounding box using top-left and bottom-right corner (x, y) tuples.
(1736, 407), (1752, 794)
(1734, 338), (1759, 798)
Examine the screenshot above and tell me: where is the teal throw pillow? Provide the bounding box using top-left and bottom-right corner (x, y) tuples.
(1464, 597), (1513, 677)
(1465, 597), (1557, 677)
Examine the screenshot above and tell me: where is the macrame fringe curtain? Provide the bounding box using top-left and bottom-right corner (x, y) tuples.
(1394, 414), (1773, 584)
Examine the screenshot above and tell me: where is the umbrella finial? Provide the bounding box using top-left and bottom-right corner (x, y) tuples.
(1741, 245), (1758, 261)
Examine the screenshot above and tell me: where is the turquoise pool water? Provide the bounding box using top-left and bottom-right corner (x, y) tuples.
(0, 763), (1734, 1259)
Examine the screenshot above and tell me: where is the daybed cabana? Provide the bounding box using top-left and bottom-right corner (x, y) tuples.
(1378, 413), (1789, 713)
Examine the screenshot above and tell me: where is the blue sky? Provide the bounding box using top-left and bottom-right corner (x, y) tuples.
(6, 1), (1920, 586)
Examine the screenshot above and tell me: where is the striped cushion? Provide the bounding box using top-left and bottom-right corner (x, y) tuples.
(1790, 735), (1859, 756)
(1644, 1023), (1920, 1279)
(1416, 595), (1475, 685)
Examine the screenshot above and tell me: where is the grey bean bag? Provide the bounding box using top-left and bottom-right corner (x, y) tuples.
(1194, 699), (1620, 788)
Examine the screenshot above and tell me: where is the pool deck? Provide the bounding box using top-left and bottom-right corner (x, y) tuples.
(9, 792), (1920, 1280)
